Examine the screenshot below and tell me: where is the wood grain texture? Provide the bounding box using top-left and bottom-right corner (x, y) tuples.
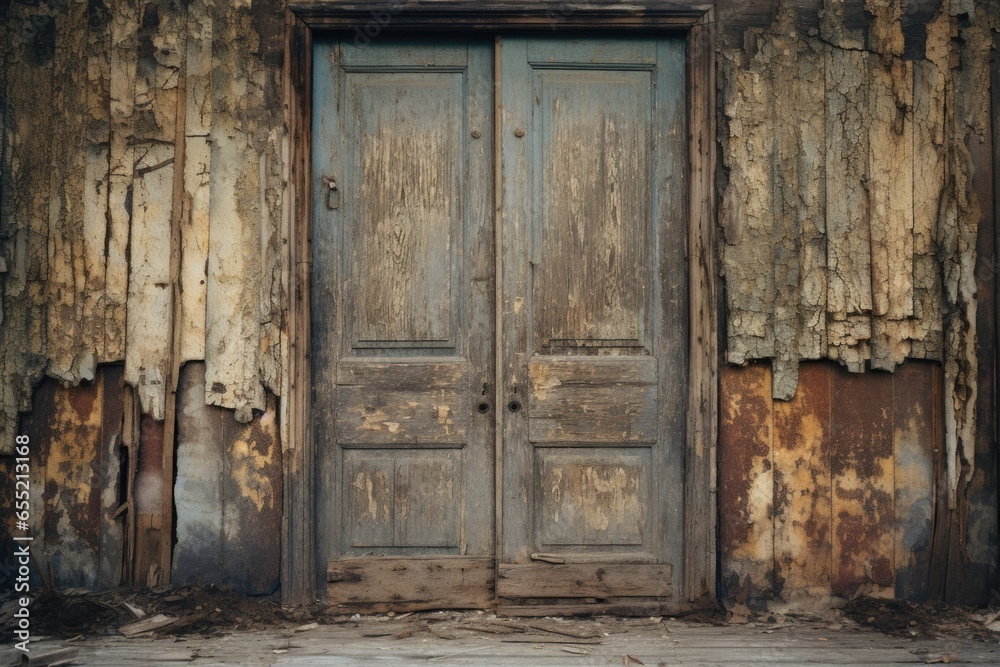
(499, 37), (687, 602)
(281, 11), (316, 606)
(498, 563), (671, 598)
(684, 12), (717, 602)
(327, 557), (494, 610)
(313, 39), (495, 583)
(290, 1), (711, 28)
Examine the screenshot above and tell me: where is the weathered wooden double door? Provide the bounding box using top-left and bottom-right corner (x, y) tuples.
(313, 35), (687, 611)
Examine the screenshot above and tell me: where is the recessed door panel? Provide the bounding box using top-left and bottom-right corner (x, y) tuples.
(533, 69), (653, 353)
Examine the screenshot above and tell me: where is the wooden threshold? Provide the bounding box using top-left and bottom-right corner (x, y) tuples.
(326, 557), (494, 612)
(496, 601), (703, 618)
(497, 563), (672, 599)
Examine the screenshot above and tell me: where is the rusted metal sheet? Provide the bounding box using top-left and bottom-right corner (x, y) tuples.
(13, 367), (125, 590)
(224, 388), (282, 595)
(174, 363), (282, 595)
(892, 362), (936, 601)
(830, 367), (894, 598)
(773, 363), (832, 603)
(718, 363), (774, 604)
(719, 360), (950, 605)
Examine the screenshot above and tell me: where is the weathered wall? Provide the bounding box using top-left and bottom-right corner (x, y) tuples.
(718, 0), (998, 506)
(0, 0), (996, 603)
(0, 0), (288, 456)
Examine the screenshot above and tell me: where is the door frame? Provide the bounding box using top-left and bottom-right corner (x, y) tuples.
(280, 0), (718, 607)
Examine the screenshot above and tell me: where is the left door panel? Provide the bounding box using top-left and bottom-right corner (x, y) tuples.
(312, 39), (495, 611)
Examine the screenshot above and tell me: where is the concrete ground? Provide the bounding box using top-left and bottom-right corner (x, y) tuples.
(7, 611), (1000, 666)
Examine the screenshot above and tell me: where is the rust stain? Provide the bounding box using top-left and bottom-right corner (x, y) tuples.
(228, 402), (279, 513)
(719, 364), (773, 555)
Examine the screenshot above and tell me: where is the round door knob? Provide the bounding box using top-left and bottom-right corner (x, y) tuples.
(508, 401), (522, 413)
(477, 402), (490, 414)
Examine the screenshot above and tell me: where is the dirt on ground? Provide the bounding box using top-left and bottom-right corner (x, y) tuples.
(843, 596), (1000, 642)
(3, 585), (1000, 646)
(1, 584), (322, 640)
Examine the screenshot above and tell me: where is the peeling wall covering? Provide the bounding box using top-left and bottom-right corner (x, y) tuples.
(719, 0), (998, 502)
(0, 0), (287, 454)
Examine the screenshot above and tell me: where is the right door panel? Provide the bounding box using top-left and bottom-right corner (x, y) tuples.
(499, 37), (688, 603)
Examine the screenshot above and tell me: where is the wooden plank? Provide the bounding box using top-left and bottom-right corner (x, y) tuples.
(336, 360), (469, 388)
(179, 0), (213, 363)
(534, 448), (652, 549)
(133, 413), (167, 586)
(868, 56), (914, 370)
(768, 15), (802, 399)
(909, 13), (948, 360)
(85, 1), (114, 366)
(46, 0), (90, 384)
(794, 39), (826, 362)
(105, 0), (139, 361)
(719, 41), (776, 366)
(528, 361), (658, 443)
(204, 0), (267, 421)
(717, 363), (774, 602)
(830, 366), (895, 598)
(892, 362), (936, 601)
(496, 602), (696, 617)
(98, 366), (126, 589)
(824, 47), (871, 372)
(498, 563), (671, 598)
(327, 557), (494, 610)
(684, 11), (717, 602)
(335, 386), (469, 444)
(773, 362), (831, 602)
(498, 37), (534, 569)
(0, 1), (56, 453)
(281, 10), (316, 606)
(965, 25), (999, 604)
